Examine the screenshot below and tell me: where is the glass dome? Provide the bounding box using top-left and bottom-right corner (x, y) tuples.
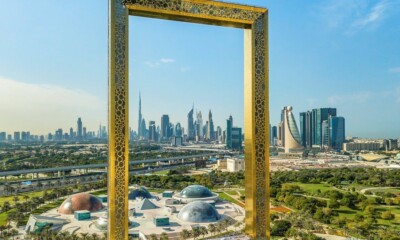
(178, 201), (221, 223)
(178, 185), (213, 199)
(128, 186), (152, 200)
(58, 193), (104, 214)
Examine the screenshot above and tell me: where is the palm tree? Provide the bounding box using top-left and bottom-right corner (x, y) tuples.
(180, 229), (191, 240)
(192, 227), (201, 240)
(160, 232), (169, 240)
(10, 228), (19, 240)
(208, 223), (217, 236)
(234, 221), (242, 232)
(91, 233), (100, 240)
(81, 232), (90, 240)
(149, 233), (158, 240)
(222, 218), (230, 230)
(199, 226), (208, 239)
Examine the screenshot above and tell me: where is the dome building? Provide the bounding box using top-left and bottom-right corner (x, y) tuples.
(94, 213), (136, 231)
(178, 201), (221, 223)
(128, 186), (153, 200)
(58, 193), (104, 214)
(173, 185), (218, 203)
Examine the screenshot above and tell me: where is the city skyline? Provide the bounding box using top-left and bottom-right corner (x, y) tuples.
(0, 0), (400, 138)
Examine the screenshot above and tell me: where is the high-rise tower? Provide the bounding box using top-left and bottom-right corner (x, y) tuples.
(329, 116), (345, 150)
(282, 106), (302, 153)
(226, 115), (233, 148)
(206, 110), (214, 140)
(196, 110), (203, 140)
(138, 92), (142, 139)
(187, 105), (195, 141)
(77, 117), (83, 139)
(161, 114), (170, 140)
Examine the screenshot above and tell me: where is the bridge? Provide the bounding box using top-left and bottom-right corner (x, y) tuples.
(0, 153), (224, 178)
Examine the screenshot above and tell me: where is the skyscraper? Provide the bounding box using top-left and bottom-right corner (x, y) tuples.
(330, 116), (345, 150)
(206, 110), (214, 140)
(14, 132), (21, 141)
(226, 115), (233, 148)
(138, 92), (142, 139)
(299, 111), (312, 147)
(231, 127), (242, 150)
(187, 106), (195, 141)
(281, 106), (303, 153)
(149, 121), (156, 141)
(271, 126), (277, 146)
(69, 127), (74, 140)
(312, 108), (336, 146)
(0, 132), (6, 141)
(140, 118), (146, 139)
(77, 117), (83, 139)
(161, 114), (170, 139)
(322, 120), (329, 148)
(175, 123), (183, 137)
(300, 108), (337, 148)
(196, 111), (203, 140)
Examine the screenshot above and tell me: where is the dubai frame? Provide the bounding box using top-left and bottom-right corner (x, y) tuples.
(108, 0), (269, 239)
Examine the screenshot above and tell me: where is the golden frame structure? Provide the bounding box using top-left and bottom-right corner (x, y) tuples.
(108, 0), (269, 239)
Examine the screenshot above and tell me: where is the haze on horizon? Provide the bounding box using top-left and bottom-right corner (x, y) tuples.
(0, 0), (399, 139)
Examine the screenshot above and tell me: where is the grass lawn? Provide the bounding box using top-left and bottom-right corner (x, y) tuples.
(0, 211), (9, 225)
(217, 192), (245, 207)
(0, 190), (45, 206)
(290, 182), (333, 194)
(147, 188), (165, 193)
(370, 188), (400, 195)
(238, 190), (245, 196)
(152, 170), (169, 175)
(91, 189), (107, 196)
(375, 206), (400, 228)
(335, 206), (359, 220)
(225, 190), (238, 195)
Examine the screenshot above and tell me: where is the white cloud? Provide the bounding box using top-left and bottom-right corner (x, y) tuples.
(318, 0), (399, 34)
(144, 61), (160, 68)
(144, 58), (175, 67)
(349, 0), (393, 33)
(0, 77), (105, 134)
(160, 58), (175, 63)
(389, 66), (400, 73)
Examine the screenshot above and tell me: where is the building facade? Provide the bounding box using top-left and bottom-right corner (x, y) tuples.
(282, 106), (303, 153)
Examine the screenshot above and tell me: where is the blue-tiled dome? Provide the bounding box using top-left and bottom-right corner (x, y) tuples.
(128, 186), (152, 200)
(178, 185), (213, 198)
(178, 201), (221, 223)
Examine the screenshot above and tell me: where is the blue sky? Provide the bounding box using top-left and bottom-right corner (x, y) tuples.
(0, 0), (399, 138)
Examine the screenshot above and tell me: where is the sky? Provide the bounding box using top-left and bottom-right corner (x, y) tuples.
(0, 0), (399, 138)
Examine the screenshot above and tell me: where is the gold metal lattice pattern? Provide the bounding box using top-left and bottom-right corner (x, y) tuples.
(108, 0), (269, 239)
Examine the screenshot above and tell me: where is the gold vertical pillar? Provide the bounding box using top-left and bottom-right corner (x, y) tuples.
(108, 0), (129, 239)
(244, 11), (270, 239)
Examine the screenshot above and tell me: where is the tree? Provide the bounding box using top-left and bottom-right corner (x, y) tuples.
(328, 199), (340, 209)
(199, 226), (208, 239)
(160, 232), (169, 240)
(208, 223), (217, 236)
(192, 227), (201, 240)
(180, 229), (191, 240)
(271, 220), (291, 236)
(80, 232), (90, 240)
(149, 234), (158, 240)
(381, 211), (395, 220)
(364, 205), (376, 216)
